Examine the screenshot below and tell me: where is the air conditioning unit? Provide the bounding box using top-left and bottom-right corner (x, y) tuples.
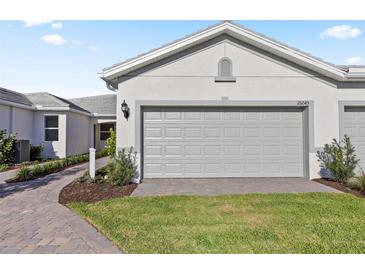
(15, 140), (30, 163)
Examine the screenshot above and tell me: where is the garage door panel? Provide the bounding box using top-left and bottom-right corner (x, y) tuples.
(342, 107), (365, 171)
(143, 107), (304, 178)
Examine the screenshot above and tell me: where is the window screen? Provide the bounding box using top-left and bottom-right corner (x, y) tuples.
(45, 116), (59, 141)
(100, 123), (115, 141)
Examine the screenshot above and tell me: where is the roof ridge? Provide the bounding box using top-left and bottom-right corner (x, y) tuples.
(43, 92), (69, 107)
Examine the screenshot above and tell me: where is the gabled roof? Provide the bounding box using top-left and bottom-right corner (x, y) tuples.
(25, 92), (90, 115)
(0, 87), (34, 108)
(69, 94), (116, 116)
(100, 21), (365, 88)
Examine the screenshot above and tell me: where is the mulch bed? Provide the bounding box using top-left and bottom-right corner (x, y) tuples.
(313, 178), (365, 198)
(59, 166), (138, 205)
(59, 181), (137, 204)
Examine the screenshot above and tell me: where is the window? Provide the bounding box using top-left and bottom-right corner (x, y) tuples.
(100, 123), (115, 141)
(44, 115), (59, 141)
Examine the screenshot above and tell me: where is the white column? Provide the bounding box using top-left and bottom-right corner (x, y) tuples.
(89, 148), (96, 179)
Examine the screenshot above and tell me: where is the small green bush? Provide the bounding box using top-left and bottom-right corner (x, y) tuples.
(20, 161), (32, 167)
(13, 151), (107, 181)
(96, 149), (108, 158)
(31, 164), (45, 177)
(30, 144), (44, 161)
(107, 147), (137, 186)
(81, 154), (89, 161)
(317, 135), (359, 183)
(53, 161), (63, 170)
(105, 128), (116, 158)
(75, 156), (83, 164)
(0, 163), (9, 172)
(0, 129), (17, 165)
(16, 166), (33, 181)
(353, 167), (365, 191)
(42, 162), (54, 173)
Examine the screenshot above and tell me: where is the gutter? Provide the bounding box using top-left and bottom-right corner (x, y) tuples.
(35, 106), (92, 117)
(92, 113), (116, 118)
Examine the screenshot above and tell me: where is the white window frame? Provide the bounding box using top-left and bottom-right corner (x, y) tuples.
(44, 115), (59, 141)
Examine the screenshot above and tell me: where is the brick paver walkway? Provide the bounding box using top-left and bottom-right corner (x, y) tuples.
(0, 157), (121, 254)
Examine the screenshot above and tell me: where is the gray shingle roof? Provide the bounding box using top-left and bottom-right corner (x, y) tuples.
(0, 87), (33, 107)
(25, 92), (89, 113)
(69, 94), (116, 115)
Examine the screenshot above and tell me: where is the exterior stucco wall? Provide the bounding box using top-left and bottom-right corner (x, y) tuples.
(66, 112), (91, 156)
(0, 104), (33, 141)
(0, 104), (11, 133)
(12, 107), (34, 141)
(32, 111), (67, 159)
(115, 39), (365, 179)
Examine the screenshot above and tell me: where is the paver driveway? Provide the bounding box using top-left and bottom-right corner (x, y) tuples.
(132, 177), (340, 196)
(0, 157), (121, 254)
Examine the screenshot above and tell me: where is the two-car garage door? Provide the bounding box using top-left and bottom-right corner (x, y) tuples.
(142, 107), (305, 178)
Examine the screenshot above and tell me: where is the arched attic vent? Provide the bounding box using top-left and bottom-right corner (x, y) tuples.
(215, 57), (236, 82)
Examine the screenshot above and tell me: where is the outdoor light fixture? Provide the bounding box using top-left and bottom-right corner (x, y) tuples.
(121, 100), (130, 120)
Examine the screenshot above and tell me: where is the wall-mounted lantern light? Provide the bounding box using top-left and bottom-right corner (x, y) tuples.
(121, 100), (130, 120)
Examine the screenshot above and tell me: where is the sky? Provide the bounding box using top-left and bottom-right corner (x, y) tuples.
(1, 20), (365, 98)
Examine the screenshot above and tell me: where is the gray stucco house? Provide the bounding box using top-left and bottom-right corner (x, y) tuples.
(0, 87), (116, 159)
(100, 21), (365, 180)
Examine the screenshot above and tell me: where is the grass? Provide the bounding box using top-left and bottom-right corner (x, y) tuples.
(69, 193), (365, 254)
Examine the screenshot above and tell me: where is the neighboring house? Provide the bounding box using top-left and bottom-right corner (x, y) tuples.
(0, 88), (116, 159)
(0, 87), (35, 143)
(100, 21), (365, 180)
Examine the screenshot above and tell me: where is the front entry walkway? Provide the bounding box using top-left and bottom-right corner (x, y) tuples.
(0, 157), (121, 254)
(132, 177), (340, 197)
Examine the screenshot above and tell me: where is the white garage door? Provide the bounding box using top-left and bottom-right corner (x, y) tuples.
(342, 107), (365, 170)
(142, 107), (305, 178)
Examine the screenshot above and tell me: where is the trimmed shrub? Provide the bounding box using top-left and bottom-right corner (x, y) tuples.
(13, 151), (109, 182)
(31, 164), (45, 177)
(16, 166), (33, 181)
(43, 162), (54, 173)
(81, 154), (89, 161)
(0, 129), (17, 165)
(353, 167), (365, 191)
(30, 144), (44, 161)
(107, 147), (137, 186)
(105, 128), (116, 158)
(0, 163), (9, 172)
(96, 149), (108, 158)
(317, 135), (359, 183)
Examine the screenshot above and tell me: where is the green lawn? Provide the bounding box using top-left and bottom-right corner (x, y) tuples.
(69, 193), (365, 253)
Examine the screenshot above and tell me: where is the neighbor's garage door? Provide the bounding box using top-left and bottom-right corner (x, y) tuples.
(142, 107), (305, 178)
(342, 106), (365, 169)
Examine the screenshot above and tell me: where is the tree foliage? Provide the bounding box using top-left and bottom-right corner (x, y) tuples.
(0, 129), (17, 165)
